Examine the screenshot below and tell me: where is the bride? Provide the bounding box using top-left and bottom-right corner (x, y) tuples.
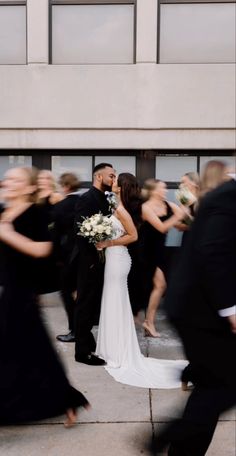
(95, 173), (187, 389)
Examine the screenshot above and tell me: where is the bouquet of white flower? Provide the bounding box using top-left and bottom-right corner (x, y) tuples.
(175, 186), (196, 206)
(175, 186), (196, 226)
(77, 212), (113, 261)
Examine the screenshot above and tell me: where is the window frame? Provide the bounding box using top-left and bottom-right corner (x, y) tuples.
(0, 1), (25, 4)
(49, 0), (137, 65)
(157, 0), (236, 63)
(0, 148), (234, 187)
(0, 0), (27, 65)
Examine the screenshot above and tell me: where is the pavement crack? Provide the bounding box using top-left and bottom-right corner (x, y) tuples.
(147, 339), (155, 446)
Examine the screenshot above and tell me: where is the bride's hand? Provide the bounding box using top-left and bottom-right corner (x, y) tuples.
(96, 241), (107, 250)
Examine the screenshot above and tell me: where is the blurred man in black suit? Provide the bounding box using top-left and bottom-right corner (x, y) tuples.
(53, 173), (81, 342)
(72, 163), (115, 365)
(150, 178), (236, 456)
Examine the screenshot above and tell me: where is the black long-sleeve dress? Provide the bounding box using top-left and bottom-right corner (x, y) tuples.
(0, 204), (88, 424)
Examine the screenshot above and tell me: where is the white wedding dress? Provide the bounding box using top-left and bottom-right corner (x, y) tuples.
(96, 215), (187, 389)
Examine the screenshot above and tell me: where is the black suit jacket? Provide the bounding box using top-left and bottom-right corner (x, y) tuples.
(165, 179), (236, 330)
(71, 187), (110, 264)
(52, 193), (80, 261)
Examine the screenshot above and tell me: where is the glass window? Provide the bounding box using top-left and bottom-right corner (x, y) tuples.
(165, 227), (183, 247)
(51, 156), (93, 181)
(0, 5), (26, 64)
(200, 156), (236, 173)
(156, 156), (197, 182)
(51, 4), (134, 64)
(0, 156), (32, 179)
(165, 189), (183, 247)
(94, 156), (136, 175)
(159, 3), (236, 63)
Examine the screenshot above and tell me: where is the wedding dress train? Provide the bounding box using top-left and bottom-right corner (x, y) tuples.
(96, 215), (187, 388)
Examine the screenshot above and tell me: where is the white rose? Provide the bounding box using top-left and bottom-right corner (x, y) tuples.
(106, 228), (111, 235)
(84, 223), (91, 231)
(97, 225), (104, 234)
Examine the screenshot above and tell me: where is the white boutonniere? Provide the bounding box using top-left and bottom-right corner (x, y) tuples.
(105, 191), (118, 213)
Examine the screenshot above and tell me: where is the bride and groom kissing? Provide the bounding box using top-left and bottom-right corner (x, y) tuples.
(71, 162), (186, 388)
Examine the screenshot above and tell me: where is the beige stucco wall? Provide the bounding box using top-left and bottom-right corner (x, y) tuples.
(0, 0), (235, 150)
(0, 128), (235, 150)
(0, 64), (235, 129)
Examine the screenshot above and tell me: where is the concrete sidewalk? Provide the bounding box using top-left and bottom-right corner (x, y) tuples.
(0, 293), (235, 456)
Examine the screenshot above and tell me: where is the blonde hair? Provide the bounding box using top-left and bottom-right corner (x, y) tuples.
(200, 160), (227, 197)
(184, 172), (200, 188)
(142, 178), (161, 201)
(21, 167), (38, 202)
(38, 170), (57, 190)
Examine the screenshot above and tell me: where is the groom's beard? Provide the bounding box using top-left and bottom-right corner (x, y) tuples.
(101, 183), (112, 192)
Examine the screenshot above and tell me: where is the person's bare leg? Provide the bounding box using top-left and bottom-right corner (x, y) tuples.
(64, 403), (91, 428)
(134, 310), (144, 326)
(64, 408), (77, 428)
(143, 268), (166, 337)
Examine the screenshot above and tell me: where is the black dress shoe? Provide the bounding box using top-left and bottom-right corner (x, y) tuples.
(75, 354), (106, 366)
(56, 331), (75, 343)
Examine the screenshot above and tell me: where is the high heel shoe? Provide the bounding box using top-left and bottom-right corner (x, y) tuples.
(142, 320), (160, 338)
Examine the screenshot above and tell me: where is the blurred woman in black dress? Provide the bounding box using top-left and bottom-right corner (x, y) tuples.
(141, 179), (184, 337)
(0, 167), (89, 426)
(36, 169), (64, 217)
(200, 160), (229, 199)
(36, 169), (64, 294)
(125, 175), (143, 322)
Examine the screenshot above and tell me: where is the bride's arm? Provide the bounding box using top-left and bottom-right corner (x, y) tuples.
(96, 206), (137, 249)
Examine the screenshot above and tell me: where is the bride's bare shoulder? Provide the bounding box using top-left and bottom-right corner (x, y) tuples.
(115, 205), (132, 222)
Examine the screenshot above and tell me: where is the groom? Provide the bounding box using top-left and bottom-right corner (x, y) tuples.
(72, 163), (115, 365)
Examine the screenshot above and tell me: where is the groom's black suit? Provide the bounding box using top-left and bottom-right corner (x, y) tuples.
(72, 187), (110, 359)
(153, 180), (236, 456)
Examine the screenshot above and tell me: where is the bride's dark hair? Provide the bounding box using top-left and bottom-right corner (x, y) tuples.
(117, 173), (142, 227)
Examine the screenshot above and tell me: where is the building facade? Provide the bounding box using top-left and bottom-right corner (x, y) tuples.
(0, 0), (235, 191)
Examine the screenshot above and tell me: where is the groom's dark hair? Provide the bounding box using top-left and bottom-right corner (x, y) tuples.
(93, 163), (113, 175)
